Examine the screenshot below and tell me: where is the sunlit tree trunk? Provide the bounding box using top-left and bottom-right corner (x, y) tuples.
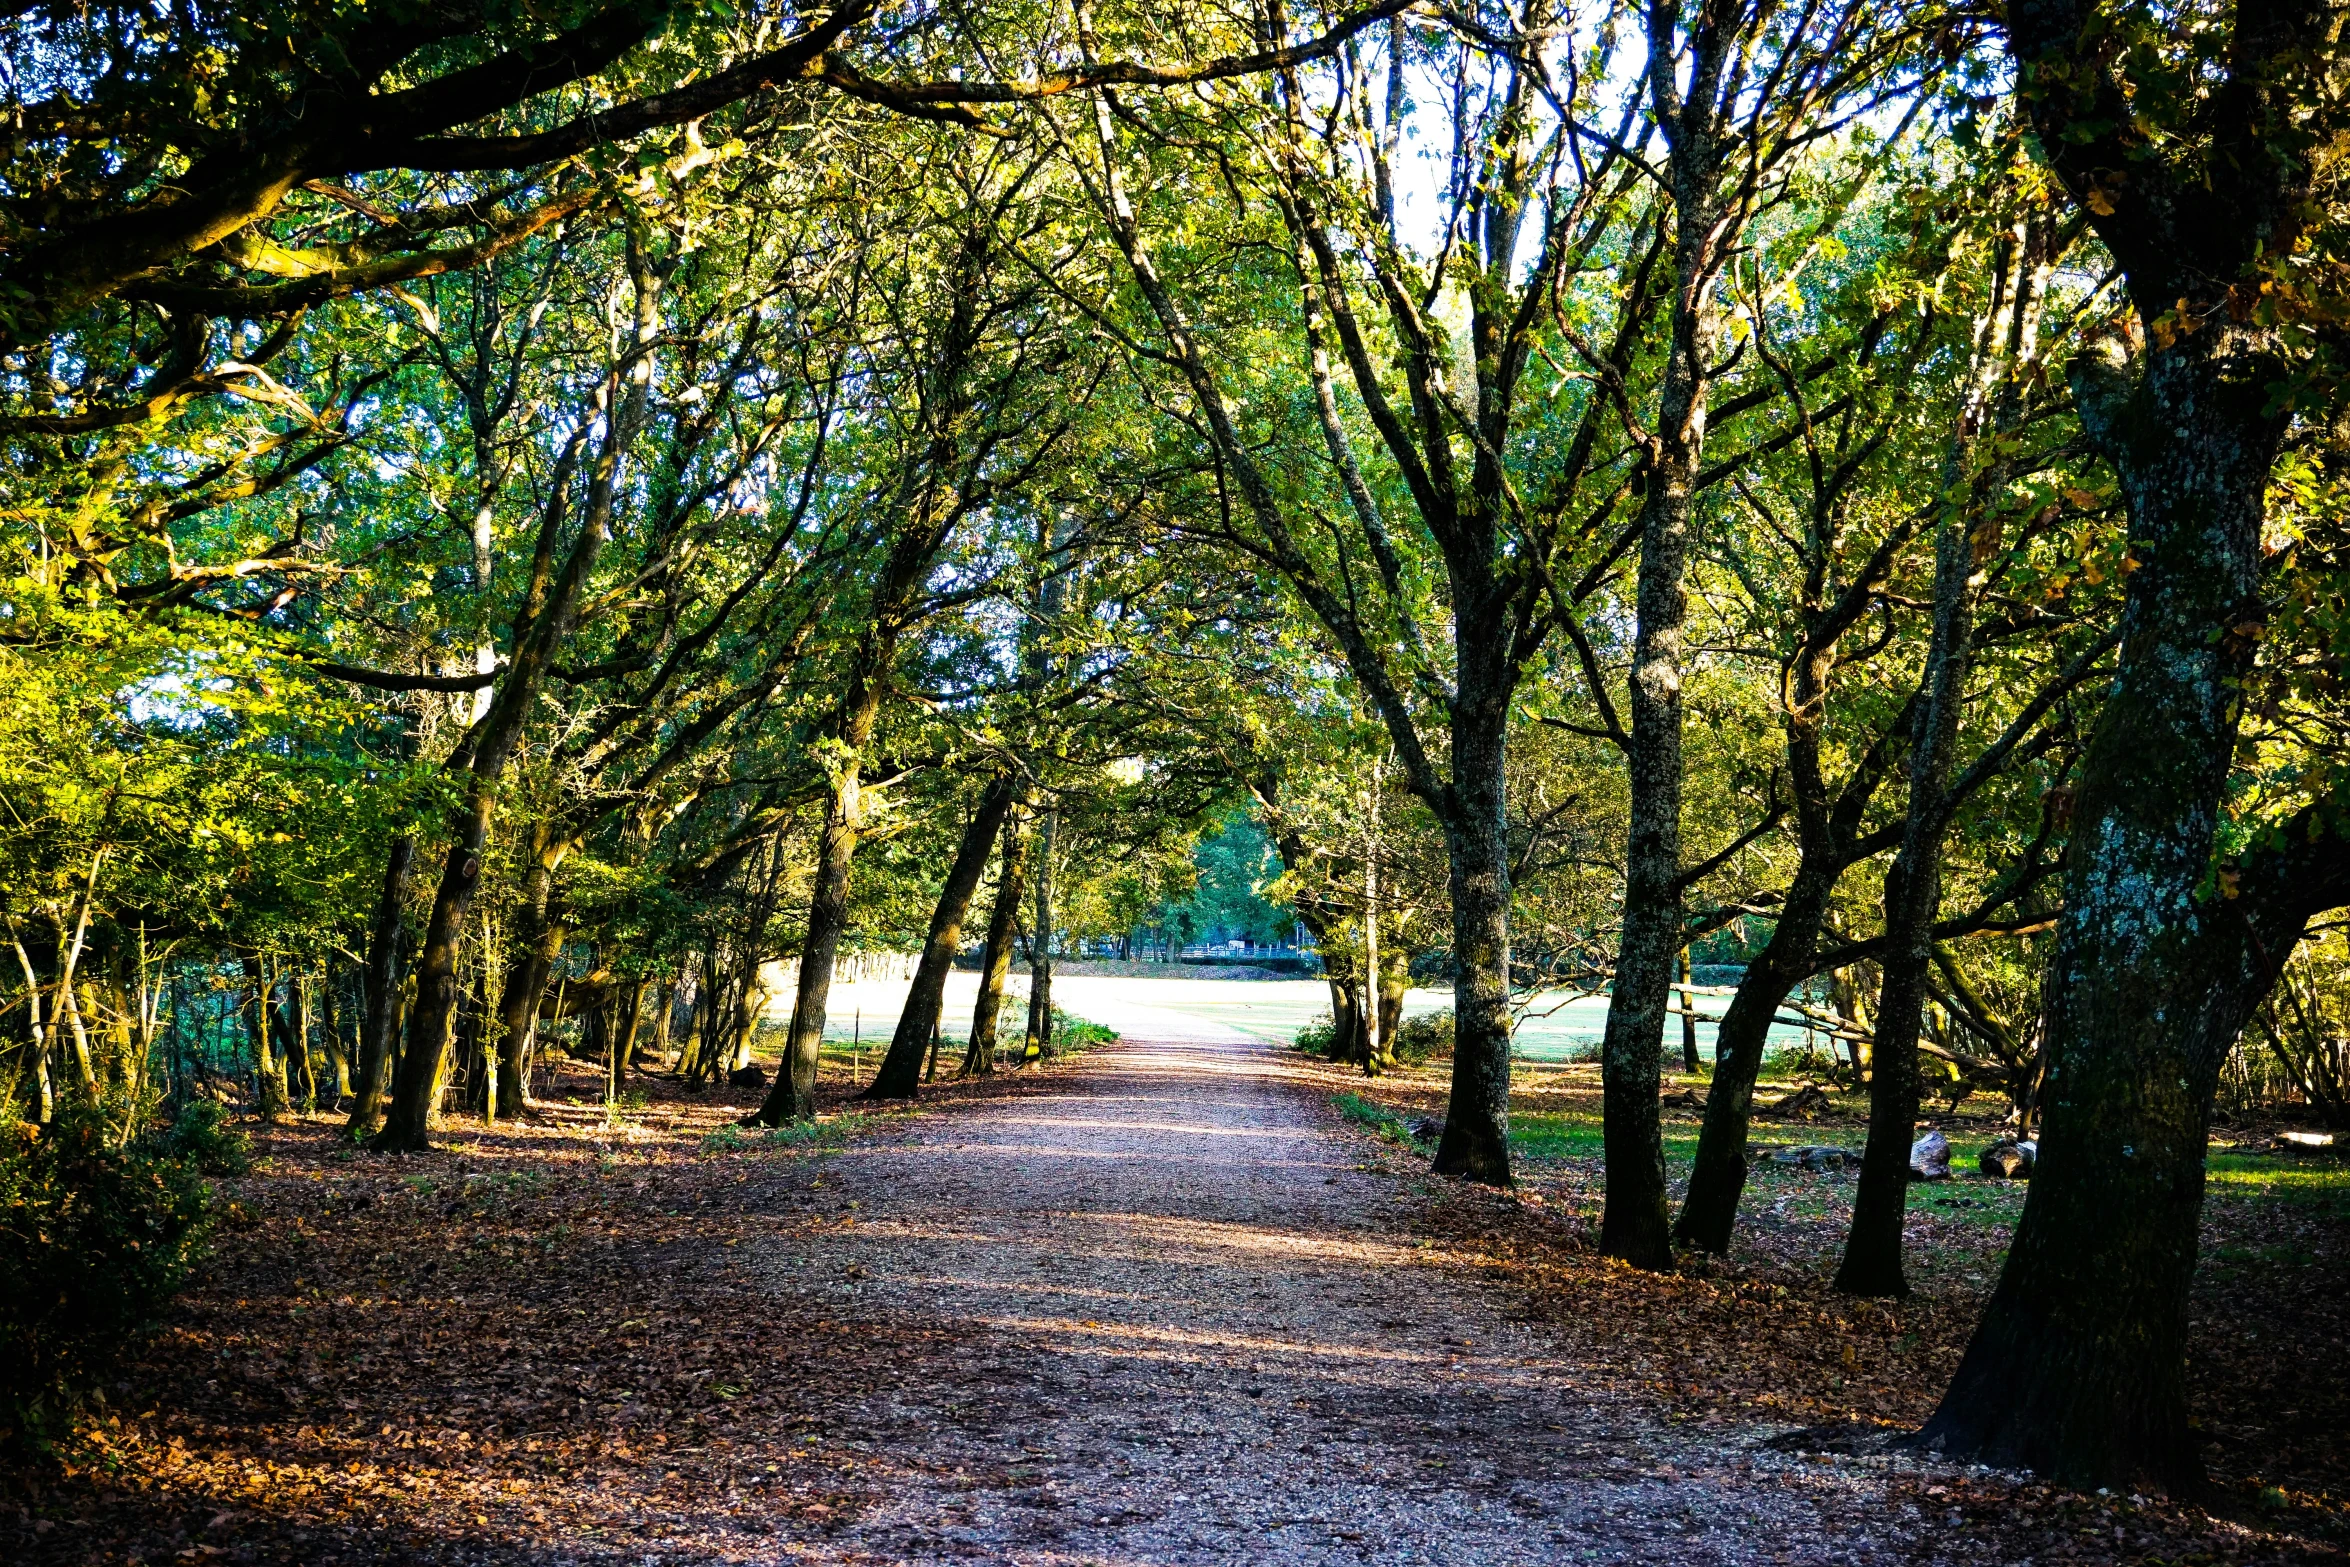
(245, 955), (288, 1120)
(961, 810), (1031, 1077)
(1023, 811), (1058, 1064)
(869, 775), (1019, 1099)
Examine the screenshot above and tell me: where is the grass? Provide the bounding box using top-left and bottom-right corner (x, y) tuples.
(1492, 1104), (2349, 1227)
(699, 1111), (882, 1157)
(2208, 1150), (2350, 1214)
(1334, 1091), (1413, 1142)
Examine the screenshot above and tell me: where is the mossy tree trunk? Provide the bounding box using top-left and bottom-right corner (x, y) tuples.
(1917, 0), (2350, 1487)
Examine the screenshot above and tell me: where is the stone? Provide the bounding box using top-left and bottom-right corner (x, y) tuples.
(1908, 1129), (1951, 1181)
(1766, 1145), (1859, 1172)
(1978, 1138), (2035, 1179)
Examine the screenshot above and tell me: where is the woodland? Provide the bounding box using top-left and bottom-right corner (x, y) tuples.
(2, 0), (2349, 1557)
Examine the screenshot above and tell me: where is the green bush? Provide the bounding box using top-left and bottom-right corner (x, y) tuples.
(0, 1110), (213, 1454)
(1294, 1012), (1337, 1055)
(1051, 1008), (1116, 1050)
(165, 1098), (252, 1176)
(1760, 1040), (1847, 1081)
(1392, 1011), (1453, 1064)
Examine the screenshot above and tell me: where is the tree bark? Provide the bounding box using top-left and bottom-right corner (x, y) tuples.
(1431, 691), (1513, 1182)
(372, 263), (656, 1152)
(867, 775), (1020, 1098)
(245, 955), (288, 1120)
(492, 833), (569, 1118)
(1023, 810), (1058, 1064)
(273, 977), (313, 1112)
(1836, 850), (1937, 1295)
(751, 750), (868, 1123)
(960, 809), (1031, 1076)
(1676, 864), (1837, 1250)
(319, 967), (352, 1102)
(1594, 34), (1734, 1263)
(349, 838), (414, 1136)
(1596, 294), (1714, 1267)
(1915, 336), (2284, 1479)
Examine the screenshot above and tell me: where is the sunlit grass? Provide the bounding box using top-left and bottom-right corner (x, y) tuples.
(1479, 1106), (2349, 1222)
(2207, 1152), (2350, 1211)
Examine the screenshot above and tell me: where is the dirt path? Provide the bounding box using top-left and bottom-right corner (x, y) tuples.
(777, 994), (1914, 1565)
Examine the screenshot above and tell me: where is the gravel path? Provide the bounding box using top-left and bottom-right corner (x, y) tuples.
(762, 990), (1924, 1565)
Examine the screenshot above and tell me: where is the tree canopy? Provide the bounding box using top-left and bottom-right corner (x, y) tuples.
(5, 0), (2349, 1503)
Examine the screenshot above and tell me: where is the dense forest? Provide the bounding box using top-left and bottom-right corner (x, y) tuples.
(4, 0), (2349, 1552)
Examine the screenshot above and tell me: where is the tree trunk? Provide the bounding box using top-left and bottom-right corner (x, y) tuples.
(493, 838), (567, 1118)
(752, 778), (858, 1122)
(371, 252), (656, 1154)
(1431, 691), (1512, 1183)
(1678, 948), (1700, 1073)
(1322, 964), (1361, 1060)
(1676, 867), (1836, 1251)
(868, 775), (1019, 1099)
(1836, 850), (1938, 1295)
(1375, 952), (1407, 1071)
(274, 977), (313, 1112)
(1022, 810), (1057, 1064)
(1593, 140), (1726, 1267)
(319, 967), (351, 1102)
(960, 810), (1031, 1076)
(348, 835), (412, 1136)
(245, 955), (288, 1120)
(1916, 336), (2281, 1482)
(1596, 483), (1695, 1264)
(613, 979), (645, 1103)
(750, 633), (891, 1122)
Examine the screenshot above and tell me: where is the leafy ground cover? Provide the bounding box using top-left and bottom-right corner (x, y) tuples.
(0, 1042), (1119, 1566)
(1299, 1047), (2350, 1557)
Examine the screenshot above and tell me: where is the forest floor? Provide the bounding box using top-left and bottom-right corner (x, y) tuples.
(3, 988), (2344, 1565)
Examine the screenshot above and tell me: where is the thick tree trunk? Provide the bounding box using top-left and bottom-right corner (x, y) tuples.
(1374, 953), (1406, 1071)
(348, 835), (413, 1136)
(1431, 691), (1512, 1184)
(1322, 965), (1362, 1060)
(867, 776), (1019, 1099)
(1676, 866), (1836, 1251)
(1596, 469), (1697, 1264)
(960, 811), (1031, 1076)
(1917, 338), (2280, 1484)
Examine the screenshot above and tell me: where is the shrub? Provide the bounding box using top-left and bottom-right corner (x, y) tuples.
(165, 1098), (252, 1176)
(1760, 1041), (1847, 1081)
(1392, 1011), (1453, 1064)
(0, 1110), (213, 1454)
(1049, 1008), (1117, 1053)
(1293, 1012), (1337, 1055)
